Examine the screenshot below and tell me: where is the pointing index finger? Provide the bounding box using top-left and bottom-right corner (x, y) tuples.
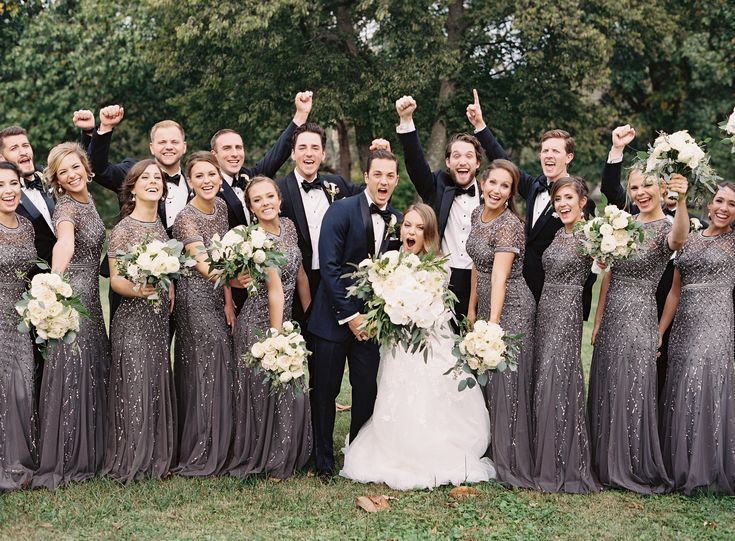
(473, 88), (479, 106)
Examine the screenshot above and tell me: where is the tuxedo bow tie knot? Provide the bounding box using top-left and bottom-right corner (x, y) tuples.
(369, 203), (392, 224)
(24, 176), (44, 191)
(538, 178), (550, 193)
(454, 184), (476, 197)
(164, 173), (183, 186)
(301, 179), (323, 193)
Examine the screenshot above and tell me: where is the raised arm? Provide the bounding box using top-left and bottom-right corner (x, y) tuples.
(88, 105), (135, 193)
(666, 174), (690, 251)
(246, 91), (313, 179)
(394, 96), (437, 203)
(602, 125), (636, 209)
(73, 109), (96, 153)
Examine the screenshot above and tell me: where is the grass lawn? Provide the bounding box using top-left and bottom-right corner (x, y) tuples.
(1, 280), (733, 540)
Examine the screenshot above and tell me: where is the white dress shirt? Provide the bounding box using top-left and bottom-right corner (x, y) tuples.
(442, 191), (480, 269)
(338, 191), (386, 325)
(532, 189), (551, 227)
(296, 171), (330, 270)
(164, 169), (189, 229)
(21, 180), (54, 231)
(222, 171), (249, 224)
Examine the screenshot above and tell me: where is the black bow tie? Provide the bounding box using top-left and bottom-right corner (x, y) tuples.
(301, 178), (323, 193)
(454, 184), (476, 197)
(538, 177), (550, 193)
(24, 175), (44, 191)
(370, 203), (392, 225)
(164, 172), (183, 186)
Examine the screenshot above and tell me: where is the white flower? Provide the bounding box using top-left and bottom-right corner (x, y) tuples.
(613, 229), (630, 246)
(677, 142), (705, 170)
(600, 235), (617, 254)
(137, 252), (154, 271)
(146, 240), (167, 253)
(278, 371), (293, 383)
(221, 229), (243, 247)
(689, 218), (702, 231)
(127, 264), (140, 280)
(164, 256), (180, 274)
(726, 107), (735, 135)
(603, 205), (618, 217)
(250, 228), (267, 249)
(611, 215), (629, 230)
(282, 321), (294, 333)
(252, 249), (266, 264)
(599, 223), (614, 237)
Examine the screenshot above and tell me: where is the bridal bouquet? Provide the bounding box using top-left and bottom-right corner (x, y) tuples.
(636, 130), (720, 204)
(246, 320), (309, 394)
(344, 250), (455, 359)
(444, 320), (522, 391)
(15, 272), (89, 358)
(574, 202), (644, 273)
(207, 225), (286, 295)
(719, 107), (735, 153)
(115, 238), (196, 311)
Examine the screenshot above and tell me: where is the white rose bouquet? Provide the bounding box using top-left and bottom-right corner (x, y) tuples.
(15, 271), (89, 358)
(573, 201), (644, 273)
(344, 250), (456, 359)
(719, 106), (735, 153)
(444, 320), (522, 391)
(245, 320), (309, 394)
(636, 130), (720, 204)
(206, 224), (286, 295)
(115, 237), (196, 311)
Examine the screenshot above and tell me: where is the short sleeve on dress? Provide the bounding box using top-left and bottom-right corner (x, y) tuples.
(494, 212), (523, 255)
(52, 197), (76, 229)
(173, 207), (204, 246)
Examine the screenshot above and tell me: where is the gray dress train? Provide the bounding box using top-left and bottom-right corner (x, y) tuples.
(229, 217), (312, 478)
(0, 216), (37, 491)
(34, 195), (110, 489)
(466, 207), (536, 489)
(533, 229), (600, 493)
(661, 230), (735, 495)
(588, 218), (673, 494)
(103, 216), (175, 483)
(172, 198), (234, 476)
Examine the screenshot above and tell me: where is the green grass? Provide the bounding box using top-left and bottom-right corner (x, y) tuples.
(1, 280), (734, 540)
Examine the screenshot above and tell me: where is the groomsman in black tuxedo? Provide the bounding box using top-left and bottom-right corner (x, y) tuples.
(308, 149), (402, 477)
(276, 122), (362, 325)
(211, 91), (315, 229)
(468, 92), (597, 317)
(390, 93), (506, 321)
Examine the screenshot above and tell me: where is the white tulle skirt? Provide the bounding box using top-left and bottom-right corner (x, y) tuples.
(340, 323), (495, 490)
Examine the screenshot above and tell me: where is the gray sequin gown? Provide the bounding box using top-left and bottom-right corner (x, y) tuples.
(103, 217), (175, 483)
(588, 218), (673, 494)
(34, 195), (110, 489)
(172, 198), (233, 476)
(661, 230), (735, 495)
(466, 207), (536, 489)
(533, 229), (600, 493)
(229, 218), (312, 478)
(0, 216), (37, 491)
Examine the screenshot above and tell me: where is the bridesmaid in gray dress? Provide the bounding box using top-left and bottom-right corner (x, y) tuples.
(466, 159), (535, 489)
(103, 160), (175, 483)
(660, 182), (735, 495)
(229, 176), (312, 479)
(0, 162), (37, 490)
(588, 169), (689, 494)
(34, 143), (110, 489)
(532, 177), (600, 493)
(172, 152), (234, 476)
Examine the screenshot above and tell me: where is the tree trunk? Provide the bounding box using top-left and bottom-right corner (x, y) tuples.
(336, 118), (352, 180)
(424, 0), (466, 170)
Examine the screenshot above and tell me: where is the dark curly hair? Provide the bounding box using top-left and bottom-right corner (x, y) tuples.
(119, 159), (167, 218)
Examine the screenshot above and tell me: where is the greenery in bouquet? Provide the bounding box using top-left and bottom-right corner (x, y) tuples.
(344, 250), (456, 360)
(719, 106), (735, 153)
(207, 224), (286, 295)
(444, 319), (523, 392)
(245, 320), (309, 395)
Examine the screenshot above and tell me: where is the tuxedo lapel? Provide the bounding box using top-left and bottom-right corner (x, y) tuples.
(19, 192), (42, 222)
(285, 175), (312, 249)
(359, 195), (376, 257)
(220, 180), (247, 225)
(437, 187), (455, 239)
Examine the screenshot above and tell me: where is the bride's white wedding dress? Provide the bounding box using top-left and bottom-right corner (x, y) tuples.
(340, 319), (495, 490)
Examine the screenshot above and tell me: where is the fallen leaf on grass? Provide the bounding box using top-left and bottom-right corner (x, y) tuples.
(356, 495), (391, 513)
(448, 486), (480, 500)
(39, 522), (53, 529)
(336, 403), (352, 412)
(431, 525), (439, 534)
(625, 502), (644, 510)
(703, 521), (717, 529)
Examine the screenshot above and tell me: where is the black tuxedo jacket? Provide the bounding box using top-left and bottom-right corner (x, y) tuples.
(16, 171), (56, 264)
(481, 129), (597, 317)
(277, 171), (363, 273)
(308, 193), (401, 343)
(398, 127), (503, 242)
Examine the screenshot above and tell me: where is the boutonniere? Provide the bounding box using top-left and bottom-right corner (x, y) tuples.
(384, 214), (397, 240)
(324, 181), (339, 202)
(689, 217), (702, 232)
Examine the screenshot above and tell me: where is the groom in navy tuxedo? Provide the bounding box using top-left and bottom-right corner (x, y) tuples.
(308, 149), (402, 477)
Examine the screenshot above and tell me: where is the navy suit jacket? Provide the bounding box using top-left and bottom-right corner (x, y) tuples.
(16, 171), (56, 264)
(308, 193), (401, 342)
(277, 170), (363, 273)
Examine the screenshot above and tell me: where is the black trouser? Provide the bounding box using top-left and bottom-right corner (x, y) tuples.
(310, 334), (379, 474)
(449, 267), (472, 326)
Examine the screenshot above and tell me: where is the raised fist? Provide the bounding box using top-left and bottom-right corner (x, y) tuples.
(295, 91), (313, 114)
(395, 95), (417, 123)
(611, 125), (636, 150)
(72, 109), (95, 131)
(369, 138), (392, 152)
(99, 105), (125, 132)
(465, 89), (485, 131)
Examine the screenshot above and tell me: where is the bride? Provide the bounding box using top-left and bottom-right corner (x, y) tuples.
(340, 203), (495, 490)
